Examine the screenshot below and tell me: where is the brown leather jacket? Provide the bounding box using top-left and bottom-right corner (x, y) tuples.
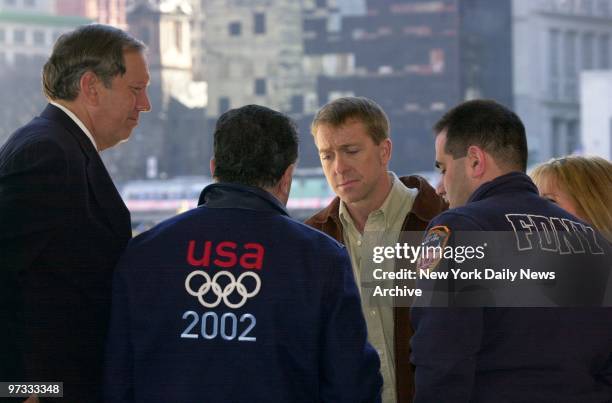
(305, 175), (448, 403)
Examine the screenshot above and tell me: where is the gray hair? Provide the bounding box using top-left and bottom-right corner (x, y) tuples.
(42, 24), (146, 101)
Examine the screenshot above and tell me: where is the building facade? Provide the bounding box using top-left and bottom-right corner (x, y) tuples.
(204, 0), (306, 117)
(300, 0), (512, 170)
(55, 0), (127, 28)
(203, 0), (513, 171)
(0, 1), (89, 66)
(581, 70), (612, 159)
(513, 0), (612, 162)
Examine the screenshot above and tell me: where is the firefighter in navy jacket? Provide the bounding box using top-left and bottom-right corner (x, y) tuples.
(410, 100), (612, 402)
(104, 105), (382, 403)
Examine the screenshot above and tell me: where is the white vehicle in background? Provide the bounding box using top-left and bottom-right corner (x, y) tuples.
(286, 168), (335, 221)
(121, 176), (212, 234)
(120, 169), (337, 233)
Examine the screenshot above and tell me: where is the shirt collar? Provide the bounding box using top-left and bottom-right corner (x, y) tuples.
(339, 171), (417, 231)
(49, 101), (98, 151)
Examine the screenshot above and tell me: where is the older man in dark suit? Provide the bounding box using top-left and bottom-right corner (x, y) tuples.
(0, 24), (150, 402)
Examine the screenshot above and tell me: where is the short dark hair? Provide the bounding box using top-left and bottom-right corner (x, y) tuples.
(42, 24), (146, 101)
(434, 99), (528, 171)
(311, 96), (389, 144)
(213, 105), (298, 188)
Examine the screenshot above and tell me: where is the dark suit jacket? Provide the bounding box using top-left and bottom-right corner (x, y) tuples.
(0, 104), (131, 402)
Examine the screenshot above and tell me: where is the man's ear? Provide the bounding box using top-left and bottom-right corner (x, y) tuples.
(209, 158), (216, 178)
(280, 163), (295, 195)
(79, 71), (101, 106)
(466, 145), (486, 178)
(379, 138), (392, 165)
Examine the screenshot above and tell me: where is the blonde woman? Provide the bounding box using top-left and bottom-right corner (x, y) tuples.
(531, 155), (612, 241)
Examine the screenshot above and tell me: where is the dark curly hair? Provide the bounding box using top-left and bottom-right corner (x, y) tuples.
(213, 105), (298, 188)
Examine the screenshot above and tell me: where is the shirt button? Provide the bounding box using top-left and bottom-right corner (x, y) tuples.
(371, 310), (376, 316)
(357, 240), (362, 246)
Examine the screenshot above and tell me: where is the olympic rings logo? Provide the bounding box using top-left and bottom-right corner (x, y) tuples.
(185, 270), (261, 309)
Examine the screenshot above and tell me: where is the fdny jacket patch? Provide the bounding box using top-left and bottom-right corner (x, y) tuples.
(416, 225), (451, 272)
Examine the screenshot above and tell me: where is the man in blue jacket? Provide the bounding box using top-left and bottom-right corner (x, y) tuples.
(105, 104), (382, 402)
(410, 100), (612, 402)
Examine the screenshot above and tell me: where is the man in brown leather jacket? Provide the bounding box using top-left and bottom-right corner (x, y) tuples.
(305, 97), (447, 403)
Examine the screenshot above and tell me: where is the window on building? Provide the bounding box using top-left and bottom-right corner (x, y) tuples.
(254, 78), (266, 95)
(327, 13), (341, 32)
(430, 48), (445, 73)
(24, 0), (36, 6)
(549, 29), (560, 99)
(15, 53), (29, 65)
(33, 30), (45, 45)
(600, 34), (610, 69)
(13, 29), (25, 44)
(552, 118), (563, 157)
(316, 0), (327, 7)
(229, 22), (242, 36)
(4, 0), (16, 6)
(564, 31), (577, 99)
(579, 0), (595, 13)
(559, 0), (577, 13)
(0, 28), (5, 43)
(254, 12), (266, 34)
(567, 120), (579, 153)
(32, 54), (46, 66)
(139, 27), (150, 46)
(582, 33), (594, 69)
(597, 0), (610, 15)
(174, 21), (182, 51)
(290, 95), (304, 114)
(219, 97), (230, 113)
(328, 91), (354, 102)
(564, 31), (577, 77)
(0, 52), (6, 66)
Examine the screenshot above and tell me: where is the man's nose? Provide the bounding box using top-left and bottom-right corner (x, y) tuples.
(334, 154), (350, 175)
(137, 89), (152, 112)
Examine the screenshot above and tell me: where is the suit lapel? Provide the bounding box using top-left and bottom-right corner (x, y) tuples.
(41, 104), (132, 239)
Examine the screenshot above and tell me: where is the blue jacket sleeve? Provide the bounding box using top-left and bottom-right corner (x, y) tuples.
(410, 212), (485, 402)
(410, 307), (483, 402)
(319, 247), (383, 403)
(104, 252), (134, 403)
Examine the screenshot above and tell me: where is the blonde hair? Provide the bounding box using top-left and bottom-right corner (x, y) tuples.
(531, 155), (612, 241)
(311, 96), (390, 144)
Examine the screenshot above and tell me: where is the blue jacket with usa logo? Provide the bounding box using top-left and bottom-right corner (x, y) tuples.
(104, 183), (382, 403)
(410, 172), (612, 403)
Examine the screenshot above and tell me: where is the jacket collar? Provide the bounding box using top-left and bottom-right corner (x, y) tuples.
(309, 175), (446, 227)
(198, 182), (289, 216)
(468, 171), (538, 203)
(40, 103), (98, 160)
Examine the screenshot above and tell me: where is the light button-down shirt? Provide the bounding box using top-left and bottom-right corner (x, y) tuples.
(339, 172), (417, 403)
